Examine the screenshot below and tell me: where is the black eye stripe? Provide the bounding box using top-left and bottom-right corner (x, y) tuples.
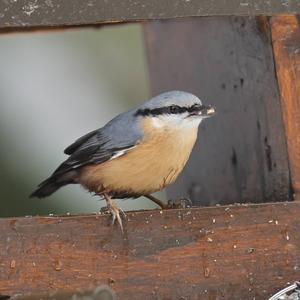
(135, 104), (202, 117)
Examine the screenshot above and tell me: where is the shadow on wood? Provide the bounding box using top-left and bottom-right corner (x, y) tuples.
(0, 202), (299, 299)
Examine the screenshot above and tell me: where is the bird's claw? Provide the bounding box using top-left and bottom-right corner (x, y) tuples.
(107, 203), (126, 233)
(100, 206), (110, 214)
(167, 197), (193, 209)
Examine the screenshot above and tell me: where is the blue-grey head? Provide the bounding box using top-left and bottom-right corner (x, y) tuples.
(134, 91), (215, 129)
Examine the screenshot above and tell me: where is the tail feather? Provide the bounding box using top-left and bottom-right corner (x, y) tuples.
(30, 179), (63, 198)
(30, 171), (77, 198)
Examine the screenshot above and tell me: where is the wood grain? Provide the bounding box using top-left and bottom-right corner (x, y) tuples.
(144, 17), (290, 206)
(1, 0), (300, 31)
(0, 202), (300, 299)
(271, 15), (300, 199)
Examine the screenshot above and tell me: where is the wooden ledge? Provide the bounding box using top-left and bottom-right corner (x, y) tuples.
(0, 202), (299, 299)
(1, 1), (300, 31)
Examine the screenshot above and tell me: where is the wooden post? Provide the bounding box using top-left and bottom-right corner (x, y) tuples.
(144, 17), (290, 206)
(271, 15), (300, 200)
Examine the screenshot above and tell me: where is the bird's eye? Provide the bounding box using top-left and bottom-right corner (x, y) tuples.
(192, 104), (201, 109)
(143, 108), (151, 116)
(189, 104), (202, 112)
(169, 105), (181, 114)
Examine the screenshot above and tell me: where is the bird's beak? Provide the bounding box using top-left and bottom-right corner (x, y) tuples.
(201, 105), (216, 117)
(189, 105), (216, 118)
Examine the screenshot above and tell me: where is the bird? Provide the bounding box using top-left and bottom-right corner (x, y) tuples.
(31, 91), (215, 231)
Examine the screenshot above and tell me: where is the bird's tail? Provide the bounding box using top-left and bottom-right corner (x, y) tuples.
(30, 171), (77, 198)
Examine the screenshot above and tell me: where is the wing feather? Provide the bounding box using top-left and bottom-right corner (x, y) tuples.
(64, 130), (98, 155)
(53, 111), (142, 177)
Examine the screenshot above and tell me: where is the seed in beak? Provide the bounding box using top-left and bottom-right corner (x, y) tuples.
(206, 106), (216, 116)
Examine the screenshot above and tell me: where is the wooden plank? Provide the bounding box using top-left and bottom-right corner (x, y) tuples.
(271, 16), (300, 200)
(144, 17), (291, 206)
(1, 1), (300, 31)
(0, 202), (300, 299)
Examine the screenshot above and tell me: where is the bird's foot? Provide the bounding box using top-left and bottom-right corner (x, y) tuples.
(145, 194), (193, 210)
(100, 202), (126, 233)
(102, 193), (126, 233)
(108, 202), (126, 233)
(167, 197), (193, 209)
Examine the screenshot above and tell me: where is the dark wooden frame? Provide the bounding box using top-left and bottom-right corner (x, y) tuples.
(0, 2), (300, 300)
(0, 0), (300, 30)
(144, 16), (294, 206)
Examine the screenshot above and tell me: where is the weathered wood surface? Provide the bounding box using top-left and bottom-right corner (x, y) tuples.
(144, 17), (290, 206)
(1, 1), (300, 31)
(271, 15), (300, 200)
(0, 202), (300, 299)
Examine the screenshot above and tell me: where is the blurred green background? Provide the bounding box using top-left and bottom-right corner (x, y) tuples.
(0, 24), (165, 217)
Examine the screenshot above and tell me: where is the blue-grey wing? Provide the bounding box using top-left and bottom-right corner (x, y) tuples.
(53, 111), (142, 176)
(64, 129), (99, 155)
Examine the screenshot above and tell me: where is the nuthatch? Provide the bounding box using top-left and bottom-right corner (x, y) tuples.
(31, 91), (215, 230)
